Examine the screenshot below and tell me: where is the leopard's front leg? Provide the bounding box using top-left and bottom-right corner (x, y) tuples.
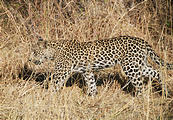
(53, 59), (72, 91)
(83, 71), (97, 97)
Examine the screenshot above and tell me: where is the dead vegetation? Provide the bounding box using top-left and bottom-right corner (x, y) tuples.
(0, 0), (173, 119)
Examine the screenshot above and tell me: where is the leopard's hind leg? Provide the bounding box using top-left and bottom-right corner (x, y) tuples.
(121, 60), (144, 95)
(142, 64), (166, 96)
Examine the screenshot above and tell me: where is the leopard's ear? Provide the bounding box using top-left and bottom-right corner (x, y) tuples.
(37, 36), (48, 49)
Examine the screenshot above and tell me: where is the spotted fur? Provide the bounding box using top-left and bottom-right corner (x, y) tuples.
(29, 36), (173, 96)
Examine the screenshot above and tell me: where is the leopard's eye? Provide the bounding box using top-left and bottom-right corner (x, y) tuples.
(52, 43), (55, 47)
(33, 51), (37, 55)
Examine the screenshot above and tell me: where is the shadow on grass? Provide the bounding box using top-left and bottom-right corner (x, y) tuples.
(18, 65), (135, 95)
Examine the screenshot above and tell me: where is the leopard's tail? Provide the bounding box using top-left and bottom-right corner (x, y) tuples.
(146, 45), (173, 70)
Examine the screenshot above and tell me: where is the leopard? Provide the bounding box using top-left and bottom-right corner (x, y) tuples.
(28, 36), (173, 96)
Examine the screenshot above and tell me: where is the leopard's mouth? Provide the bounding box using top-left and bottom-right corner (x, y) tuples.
(28, 59), (42, 65)
(33, 60), (41, 65)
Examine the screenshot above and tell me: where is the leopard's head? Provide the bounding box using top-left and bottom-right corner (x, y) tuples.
(29, 38), (55, 66)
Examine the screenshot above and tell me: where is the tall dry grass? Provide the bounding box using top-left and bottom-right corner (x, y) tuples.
(0, 0), (173, 119)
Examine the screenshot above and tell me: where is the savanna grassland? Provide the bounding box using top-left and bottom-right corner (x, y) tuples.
(0, 0), (173, 119)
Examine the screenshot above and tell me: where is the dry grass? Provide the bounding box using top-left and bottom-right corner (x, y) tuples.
(0, 0), (173, 119)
